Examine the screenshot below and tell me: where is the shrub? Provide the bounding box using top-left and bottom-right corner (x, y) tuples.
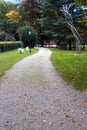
(0, 41), (22, 52)
(5, 34), (16, 41)
(0, 32), (6, 41)
(19, 25), (38, 48)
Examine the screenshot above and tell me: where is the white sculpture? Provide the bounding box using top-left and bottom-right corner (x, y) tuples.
(18, 48), (24, 53)
(26, 46), (29, 51)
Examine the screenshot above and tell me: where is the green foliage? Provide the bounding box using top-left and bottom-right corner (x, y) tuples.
(39, 0), (74, 46)
(18, 0), (40, 26)
(75, 20), (87, 45)
(39, 0), (59, 40)
(39, 0), (87, 50)
(0, 1), (13, 27)
(0, 32), (6, 41)
(19, 25), (38, 48)
(5, 34), (16, 41)
(0, 0), (7, 20)
(0, 48), (38, 78)
(74, 0), (87, 5)
(50, 48), (87, 90)
(0, 32), (16, 41)
(0, 41), (22, 52)
(0, 0), (19, 40)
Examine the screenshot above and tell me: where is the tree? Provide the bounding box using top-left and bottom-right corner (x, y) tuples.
(59, 0), (82, 54)
(74, 0), (87, 5)
(19, 25), (38, 47)
(0, 0), (8, 31)
(0, 0), (17, 32)
(39, 1), (60, 40)
(39, 0), (87, 53)
(6, 10), (22, 26)
(39, 0), (73, 48)
(18, 0), (40, 26)
(58, 0), (87, 53)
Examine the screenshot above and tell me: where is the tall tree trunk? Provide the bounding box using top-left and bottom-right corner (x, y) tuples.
(69, 40), (72, 50)
(60, 4), (82, 54)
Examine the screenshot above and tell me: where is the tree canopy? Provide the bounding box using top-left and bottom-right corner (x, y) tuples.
(39, 0), (87, 51)
(0, 0), (87, 49)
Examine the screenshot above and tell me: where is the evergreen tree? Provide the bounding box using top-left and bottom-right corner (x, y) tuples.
(18, 0), (40, 26)
(39, 0), (86, 53)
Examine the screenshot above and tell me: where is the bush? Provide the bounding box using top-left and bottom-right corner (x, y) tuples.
(19, 25), (38, 48)
(0, 41), (22, 52)
(0, 32), (16, 41)
(0, 32), (6, 41)
(5, 34), (16, 41)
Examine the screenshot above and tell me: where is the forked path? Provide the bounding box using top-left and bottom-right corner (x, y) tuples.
(0, 48), (87, 130)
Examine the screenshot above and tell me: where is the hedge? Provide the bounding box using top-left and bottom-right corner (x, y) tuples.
(0, 41), (22, 52)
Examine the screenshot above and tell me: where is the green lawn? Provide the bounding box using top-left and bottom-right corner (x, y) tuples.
(0, 48), (38, 78)
(50, 48), (87, 90)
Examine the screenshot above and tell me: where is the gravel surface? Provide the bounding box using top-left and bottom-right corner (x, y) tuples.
(0, 48), (87, 130)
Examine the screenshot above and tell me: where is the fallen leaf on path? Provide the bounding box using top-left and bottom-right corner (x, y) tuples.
(71, 110), (74, 113)
(60, 122), (64, 125)
(2, 126), (8, 130)
(28, 111), (33, 116)
(49, 122), (53, 125)
(23, 93), (27, 96)
(61, 110), (64, 112)
(64, 112), (69, 117)
(80, 111), (85, 115)
(53, 99), (59, 104)
(61, 125), (66, 130)
(60, 121), (66, 130)
(6, 121), (9, 123)
(43, 120), (46, 122)
(71, 116), (76, 124)
(12, 121), (16, 125)
(54, 115), (58, 119)
(37, 125), (43, 130)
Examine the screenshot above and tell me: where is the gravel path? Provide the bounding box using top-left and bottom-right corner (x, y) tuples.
(0, 48), (87, 130)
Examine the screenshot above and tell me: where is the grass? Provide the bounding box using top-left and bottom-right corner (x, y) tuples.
(0, 48), (38, 78)
(50, 48), (87, 90)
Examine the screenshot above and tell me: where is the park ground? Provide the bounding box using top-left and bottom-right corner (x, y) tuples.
(0, 48), (87, 130)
